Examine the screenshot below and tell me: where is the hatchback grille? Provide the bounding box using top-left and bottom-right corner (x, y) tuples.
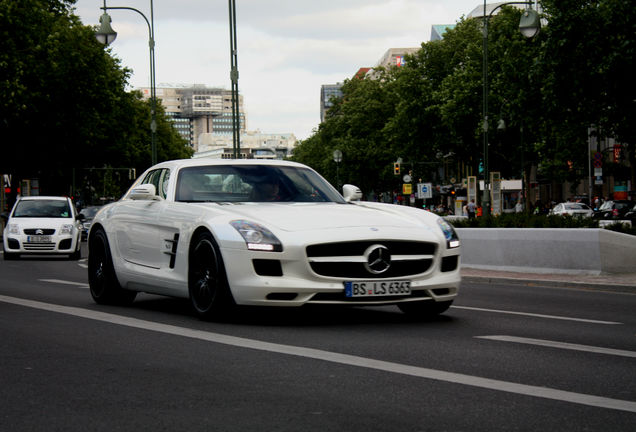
(307, 240), (436, 278)
(24, 228), (56, 235)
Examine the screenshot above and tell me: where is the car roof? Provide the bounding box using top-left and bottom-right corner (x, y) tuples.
(151, 158), (308, 170)
(18, 196), (69, 201)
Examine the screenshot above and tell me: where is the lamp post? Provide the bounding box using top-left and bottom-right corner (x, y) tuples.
(481, 1), (540, 216)
(228, 0), (240, 159)
(95, 0), (157, 166)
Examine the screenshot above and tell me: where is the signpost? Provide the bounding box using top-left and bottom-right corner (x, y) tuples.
(417, 183), (432, 199)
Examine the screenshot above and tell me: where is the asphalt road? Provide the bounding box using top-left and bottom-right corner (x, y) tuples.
(1, 246), (635, 431)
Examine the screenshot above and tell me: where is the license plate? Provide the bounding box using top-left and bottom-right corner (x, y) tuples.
(344, 280), (411, 298)
(27, 235), (51, 243)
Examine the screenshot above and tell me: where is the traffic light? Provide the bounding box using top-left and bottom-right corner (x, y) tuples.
(393, 162), (400, 175)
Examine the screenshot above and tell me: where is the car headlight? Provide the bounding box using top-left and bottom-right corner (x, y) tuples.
(230, 220), (283, 252)
(60, 224), (74, 234)
(437, 219), (460, 249)
(7, 223), (20, 235)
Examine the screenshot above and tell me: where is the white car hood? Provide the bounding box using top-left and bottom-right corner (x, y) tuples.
(216, 202), (426, 232)
(9, 217), (74, 229)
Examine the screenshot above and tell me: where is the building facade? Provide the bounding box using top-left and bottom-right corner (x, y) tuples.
(193, 130), (297, 160)
(139, 85), (246, 151)
(320, 83), (343, 123)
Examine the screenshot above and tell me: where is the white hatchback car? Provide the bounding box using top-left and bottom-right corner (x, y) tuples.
(87, 159), (461, 320)
(2, 196), (84, 260)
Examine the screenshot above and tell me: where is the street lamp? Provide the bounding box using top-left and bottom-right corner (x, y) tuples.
(95, 0), (158, 166)
(481, 1), (540, 216)
(228, 0), (240, 159)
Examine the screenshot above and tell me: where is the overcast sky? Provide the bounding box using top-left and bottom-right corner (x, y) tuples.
(74, 0), (479, 140)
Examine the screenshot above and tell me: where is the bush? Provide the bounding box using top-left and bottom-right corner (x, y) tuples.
(603, 222), (636, 236)
(449, 213), (600, 229)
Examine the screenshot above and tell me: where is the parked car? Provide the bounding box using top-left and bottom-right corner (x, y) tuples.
(622, 203), (636, 223)
(550, 202), (594, 217)
(2, 196), (84, 260)
(87, 159), (461, 320)
(593, 200), (633, 220)
(78, 205), (103, 241)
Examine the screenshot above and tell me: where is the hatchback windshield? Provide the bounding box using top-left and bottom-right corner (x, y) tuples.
(13, 200), (72, 218)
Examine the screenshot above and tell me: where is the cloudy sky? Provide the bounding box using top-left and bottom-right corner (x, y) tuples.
(73, 0), (479, 140)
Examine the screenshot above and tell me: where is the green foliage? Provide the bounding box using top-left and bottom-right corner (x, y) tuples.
(293, 1), (634, 197)
(449, 213), (600, 229)
(0, 0), (192, 199)
(603, 222), (636, 236)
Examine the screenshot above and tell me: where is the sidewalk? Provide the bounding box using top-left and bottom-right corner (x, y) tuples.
(461, 267), (636, 292)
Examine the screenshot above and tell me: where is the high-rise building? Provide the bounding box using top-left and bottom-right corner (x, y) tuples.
(320, 83), (343, 123)
(138, 84), (246, 151)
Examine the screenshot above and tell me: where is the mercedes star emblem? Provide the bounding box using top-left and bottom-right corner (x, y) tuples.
(364, 244), (391, 274)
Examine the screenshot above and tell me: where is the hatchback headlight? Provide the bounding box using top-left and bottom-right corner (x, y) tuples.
(230, 220), (283, 252)
(437, 219), (460, 248)
(7, 223), (20, 235)
(60, 224), (74, 234)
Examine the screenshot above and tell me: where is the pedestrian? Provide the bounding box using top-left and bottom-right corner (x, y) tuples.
(466, 199), (476, 219)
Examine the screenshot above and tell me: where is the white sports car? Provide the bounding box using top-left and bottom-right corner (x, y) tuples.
(88, 159), (461, 319)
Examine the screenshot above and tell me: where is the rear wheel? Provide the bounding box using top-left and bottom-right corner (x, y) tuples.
(88, 228), (136, 305)
(188, 231), (234, 320)
(398, 299), (453, 317)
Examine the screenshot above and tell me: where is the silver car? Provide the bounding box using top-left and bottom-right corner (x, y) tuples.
(2, 196), (84, 260)
(550, 202), (594, 217)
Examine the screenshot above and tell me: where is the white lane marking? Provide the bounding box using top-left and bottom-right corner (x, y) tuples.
(452, 305), (622, 325)
(476, 335), (636, 358)
(1, 294), (635, 414)
(38, 279), (89, 288)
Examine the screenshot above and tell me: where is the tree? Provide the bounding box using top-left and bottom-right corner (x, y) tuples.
(0, 0), (192, 202)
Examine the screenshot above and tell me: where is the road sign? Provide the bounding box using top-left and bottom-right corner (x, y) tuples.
(402, 174), (412, 183)
(403, 184), (412, 195)
(417, 183), (432, 199)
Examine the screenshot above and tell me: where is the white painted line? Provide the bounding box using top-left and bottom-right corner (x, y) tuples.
(476, 335), (636, 358)
(1, 294), (635, 413)
(38, 279), (89, 288)
(452, 305), (622, 325)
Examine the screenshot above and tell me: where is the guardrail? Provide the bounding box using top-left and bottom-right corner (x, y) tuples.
(456, 227), (636, 275)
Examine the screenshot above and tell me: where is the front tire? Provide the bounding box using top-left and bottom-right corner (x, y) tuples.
(188, 231), (234, 320)
(88, 228), (136, 305)
(398, 299), (453, 317)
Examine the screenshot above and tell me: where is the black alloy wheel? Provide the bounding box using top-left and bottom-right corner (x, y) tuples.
(189, 231), (233, 320)
(88, 228), (136, 305)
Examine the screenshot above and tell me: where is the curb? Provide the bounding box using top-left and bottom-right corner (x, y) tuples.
(461, 275), (636, 294)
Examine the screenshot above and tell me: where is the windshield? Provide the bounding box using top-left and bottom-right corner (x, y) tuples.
(175, 165), (346, 203)
(13, 199), (72, 218)
(565, 203), (590, 210)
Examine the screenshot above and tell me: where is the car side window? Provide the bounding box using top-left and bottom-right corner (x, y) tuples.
(140, 169), (170, 199)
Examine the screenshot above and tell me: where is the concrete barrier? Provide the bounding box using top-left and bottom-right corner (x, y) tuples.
(456, 228), (636, 275)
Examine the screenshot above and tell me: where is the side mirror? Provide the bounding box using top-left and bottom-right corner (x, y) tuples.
(342, 184), (363, 202)
(129, 184), (162, 201)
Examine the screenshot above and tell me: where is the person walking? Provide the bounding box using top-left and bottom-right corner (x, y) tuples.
(466, 199), (476, 219)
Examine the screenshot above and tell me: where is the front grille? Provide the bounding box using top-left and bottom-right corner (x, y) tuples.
(24, 243), (56, 251)
(23, 228), (56, 235)
(307, 240), (436, 278)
